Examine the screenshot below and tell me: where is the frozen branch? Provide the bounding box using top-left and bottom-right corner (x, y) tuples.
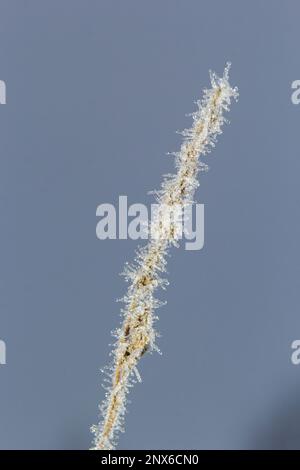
(91, 64), (238, 450)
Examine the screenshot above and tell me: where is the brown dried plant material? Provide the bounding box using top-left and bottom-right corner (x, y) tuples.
(91, 64), (238, 450)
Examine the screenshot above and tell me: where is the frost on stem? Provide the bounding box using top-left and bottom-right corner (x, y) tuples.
(91, 64), (238, 450)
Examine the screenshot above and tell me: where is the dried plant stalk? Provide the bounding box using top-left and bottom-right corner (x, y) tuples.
(91, 64), (238, 450)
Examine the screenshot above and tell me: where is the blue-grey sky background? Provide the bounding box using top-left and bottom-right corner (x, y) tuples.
(1, 0), (300, 450)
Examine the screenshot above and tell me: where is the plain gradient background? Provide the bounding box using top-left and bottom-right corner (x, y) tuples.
(1, 0), (300, 449)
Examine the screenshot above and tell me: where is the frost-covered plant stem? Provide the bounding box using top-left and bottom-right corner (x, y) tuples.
(91, 64), (238, 450)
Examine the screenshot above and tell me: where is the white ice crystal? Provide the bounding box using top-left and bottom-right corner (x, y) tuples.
(91, 64), (238, 450)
